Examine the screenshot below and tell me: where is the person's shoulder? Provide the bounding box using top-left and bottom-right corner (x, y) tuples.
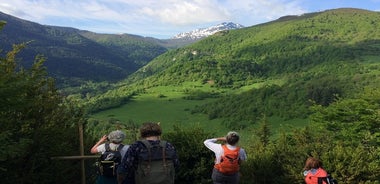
(121, 144), (130, 150)
(127, 141), (144, 150)
(133, 140), (146, 147)
(317, 168), (328, 175)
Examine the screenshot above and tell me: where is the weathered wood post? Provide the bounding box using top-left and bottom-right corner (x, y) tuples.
(79, 122), (85, 184)
(51, 122), (98, 184)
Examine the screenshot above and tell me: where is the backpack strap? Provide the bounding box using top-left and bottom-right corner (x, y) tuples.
(105, 143), (110, 151)
(318, 177), (329, 184)
(140, 139), (154, 172)
(221, 145), (240, 162)
(159, 141), (168, 173)
(116, 144), (124, 151)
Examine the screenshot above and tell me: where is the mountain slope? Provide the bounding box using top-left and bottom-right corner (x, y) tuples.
(87, 8), (380, 119)
(128, 8), (380, 85)
(0, 12), (167, 87)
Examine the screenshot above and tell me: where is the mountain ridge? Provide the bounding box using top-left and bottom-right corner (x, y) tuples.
(0, 11), (168, 87)
(171, 22), (244, 40)
(0, 11), (247, 87)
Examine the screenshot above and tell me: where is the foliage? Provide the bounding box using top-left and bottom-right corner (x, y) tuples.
(239, 93), (380, 183)
(0, 38), (87, 183)
(164, 125), (215, 184)
(310, 89), (380, 147)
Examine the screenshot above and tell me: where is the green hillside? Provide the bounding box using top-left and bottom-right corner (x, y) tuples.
(128, 8), (379, 83)
(85, 8), (380, 122)
(0, 12), (167, 88)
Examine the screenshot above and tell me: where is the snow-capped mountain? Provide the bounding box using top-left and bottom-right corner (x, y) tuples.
(172, 22), (244, 40)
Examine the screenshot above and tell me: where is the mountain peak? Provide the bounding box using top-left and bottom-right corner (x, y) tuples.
(172, 22), (244, 40)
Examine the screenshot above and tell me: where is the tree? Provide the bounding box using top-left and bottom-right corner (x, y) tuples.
(308, 93), (380, 183)
(255, 114), (272, 148)
(0, 24), (86, 183)
(163, 125), (215, 184)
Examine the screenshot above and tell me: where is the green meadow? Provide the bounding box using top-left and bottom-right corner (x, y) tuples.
(90, 81), (308, 143)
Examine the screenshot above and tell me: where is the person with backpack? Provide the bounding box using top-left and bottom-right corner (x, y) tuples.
(303, 157), (337, 184)
(117, 122), (179, 184)
(204, 131), (247, 184)
(91, 130), (130, 184)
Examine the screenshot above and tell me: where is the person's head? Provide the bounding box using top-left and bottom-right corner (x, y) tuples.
(140, 122), (162, 138)
(303, 157), (323, 170)
(226, 131), (240, 145)
(108, 130), (126, 144)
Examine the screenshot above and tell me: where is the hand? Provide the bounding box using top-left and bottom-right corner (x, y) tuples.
(100, 135), (108, 142)
(217, 137), (226, 141)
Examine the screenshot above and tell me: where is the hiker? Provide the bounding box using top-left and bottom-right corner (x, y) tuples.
(204, 131), (247, 184)
(117, 122), (180, 184)
(303, 157), (330, 184)
(91, 130), (130, 184)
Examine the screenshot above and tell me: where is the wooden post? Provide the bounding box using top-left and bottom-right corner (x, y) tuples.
(51, 123), (98, 184)
(79, 123), (85, 184)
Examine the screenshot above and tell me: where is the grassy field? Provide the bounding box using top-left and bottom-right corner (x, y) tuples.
(91, 83), (228, 134)
(91, 82), (309, 145)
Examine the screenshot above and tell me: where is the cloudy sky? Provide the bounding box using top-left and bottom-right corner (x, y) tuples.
(0, 0), (379, 39)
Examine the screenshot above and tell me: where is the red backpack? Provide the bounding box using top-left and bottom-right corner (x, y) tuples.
(214, 145), (240, 174)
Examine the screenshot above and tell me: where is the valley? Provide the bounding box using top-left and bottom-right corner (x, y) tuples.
(1, 8), (380, 183)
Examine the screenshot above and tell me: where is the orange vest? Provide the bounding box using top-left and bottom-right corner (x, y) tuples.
(304, 168), (328, 184)
(214, 145), (240, 174)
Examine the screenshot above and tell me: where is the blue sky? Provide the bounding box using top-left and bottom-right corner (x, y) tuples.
(0, 0), (379, 39)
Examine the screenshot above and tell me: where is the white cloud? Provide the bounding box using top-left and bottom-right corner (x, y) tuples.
(0, 0), (379, 38)
(222, 0), (306, 23)
(139, 0), (230, 25)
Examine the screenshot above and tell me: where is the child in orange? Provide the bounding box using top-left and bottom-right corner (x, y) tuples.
(303, 157), (328, 184)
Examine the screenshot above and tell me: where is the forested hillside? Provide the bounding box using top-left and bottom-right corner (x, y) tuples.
(0, 12), (167, 88)
(82, 8), (380, 118)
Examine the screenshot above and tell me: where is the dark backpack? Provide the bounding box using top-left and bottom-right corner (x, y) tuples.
(135, 140), (175, 184)
(98, 143), (124, 177)
(318, 174), (338, 184)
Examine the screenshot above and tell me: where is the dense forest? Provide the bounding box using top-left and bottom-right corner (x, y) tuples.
(1, 8), (380, 184)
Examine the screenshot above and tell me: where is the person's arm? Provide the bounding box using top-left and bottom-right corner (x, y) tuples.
(117, 142), (138, 184)
(90, 135), (107, 154)
(216, 137), (226, 142)
(166, 142), (180, 171)
(238, 148), (248, 166)
(204, 137), (225, 152)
